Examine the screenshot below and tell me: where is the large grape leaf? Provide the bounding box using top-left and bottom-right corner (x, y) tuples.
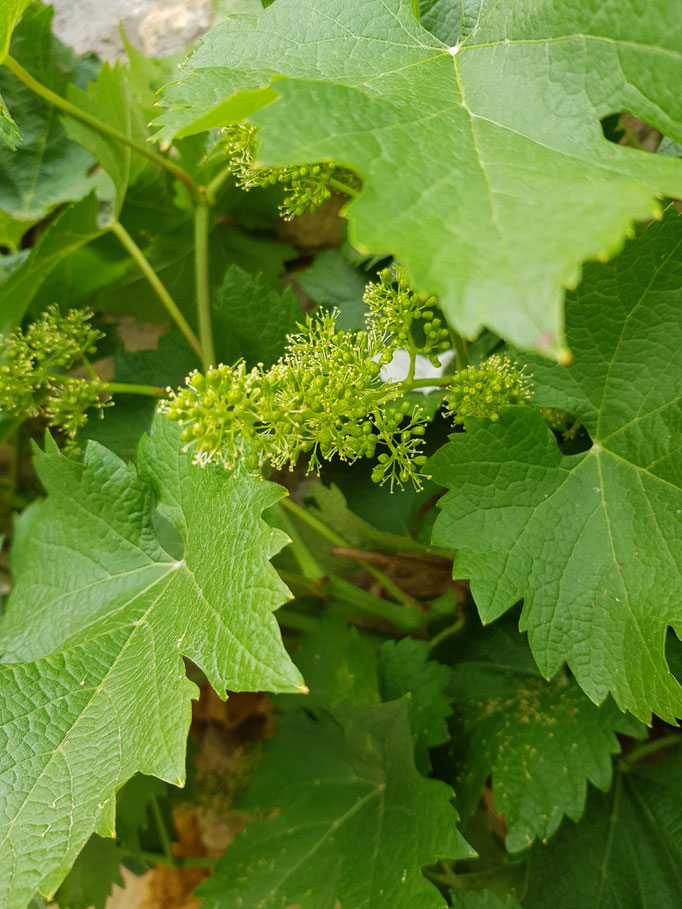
(198, 700), (472, 909)
(379, 638), (453, 773)
(0, 415), (303, 909)
(155, 0), (682, 354)
(524, 748), (682, 909)
(438, 615), (642, 852)
(428, 210), (682, 723)
(0, 4), (102, 222)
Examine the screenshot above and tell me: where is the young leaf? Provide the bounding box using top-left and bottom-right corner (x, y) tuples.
(212, 264), (302, 368)
(0, 0), (30, 62)
(379, 638), (453, 773)
(0, 4), (102, 222)
(429, 210), (682, 722)
(156, 0), (682, 355)
(284, 614), (380, 710)
(197, 700), (472, 909)
(0, 193), (103, 333)
(0, 415), (303, 908)
(524, 749), (682, 908)
(0, 92), (19, 148)
(440, 617), (643, 852)
(63, 62), (147, 214)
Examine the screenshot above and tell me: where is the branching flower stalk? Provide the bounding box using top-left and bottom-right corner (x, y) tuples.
(218, 123), (361, 219)
(164, 268), (532, 488)
(0, 306), (162, 446)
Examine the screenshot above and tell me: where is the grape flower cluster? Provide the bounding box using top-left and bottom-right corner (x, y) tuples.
(219, 123), (361, 220)
(363, 266), (451, 367)
(444, 355), (531, 424)
(163, 309), (429, 490)
(164, 267), (534, 489)
(0, 305), (108, 440)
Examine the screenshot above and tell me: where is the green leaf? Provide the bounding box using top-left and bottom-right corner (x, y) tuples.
(0, 4), (102, 222)
(156, 0), (682, 355)
(94, 220), (294, 323)
(524, 750), (682, 909)
(198, 700), (472, 909)
(212, 264), (302, 367)
(63, 62), (147, 214)
(0, 0), (30, 62)
(418, 0), (471, 43)
(429, 210), (682, 722)
(298, 250), (370, 331)
(0, 415), (303, 907)
(379, 638), (453, 773)
(0, 193), (103, 334)
(286, 615), (380, 711)
(54, 836), (123, 909)
(440, 616), (642, 852)
(0, 91), (19, 149)
(451, 895), (522, 909)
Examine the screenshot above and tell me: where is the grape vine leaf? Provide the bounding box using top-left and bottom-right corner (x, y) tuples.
(197, 700), (472, 909)
(63, 61), (147, 214)
(439, 615), (643, 852)
(524, 748), (682, 908)
(155, 0), (682, 355)
(428, 210), (682, 723)
(285, 614), (380, 711)
(0, 0), (30, 62)
(0, 415), (303, 908)
(0, 4), (102, 222)
(53, 836), (123, 909)
(0, 193), (103, 333)
(0, 93), (19, 149)
(451, 895), (522, 909)
(379, 638), (453, 773)
(212, 264), (302, 368)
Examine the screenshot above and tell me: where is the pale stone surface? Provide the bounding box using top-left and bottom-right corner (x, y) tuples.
(50, 0), (212, 58)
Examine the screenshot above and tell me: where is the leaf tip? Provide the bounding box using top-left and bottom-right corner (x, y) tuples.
(299, 685), (310, 694)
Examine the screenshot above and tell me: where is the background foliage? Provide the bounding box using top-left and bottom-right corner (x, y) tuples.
(0, 1), (681, 908)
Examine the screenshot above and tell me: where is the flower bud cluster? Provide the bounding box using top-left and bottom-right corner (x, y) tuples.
(444, 355), (531, 425)
(0, 305), (107, 438)
(219, 123), (360, 220)
(363, 266), (450, 367)
(163, 310), (430, 490)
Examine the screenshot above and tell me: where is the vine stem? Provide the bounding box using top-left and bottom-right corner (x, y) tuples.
(451, 329), (469, 370)
(281, 497), (417, 608)
(109, 221), (203, 362)
(400, 377), (448, 391)
(105, 381), (164, 397)
(3, 55), (198, 202)
(52, 374), (162, 397)
(329, 176), (359, 197)
(194, 198), (216, 368)
(150, 795), (174, 864)
(119, 848), (217, 869)
(205, 163), (234, 205)
(621, 734), (681, 768)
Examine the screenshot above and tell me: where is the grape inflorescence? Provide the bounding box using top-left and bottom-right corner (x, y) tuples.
(0, 306), (108, 440)
(164, 271), (532, 488)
